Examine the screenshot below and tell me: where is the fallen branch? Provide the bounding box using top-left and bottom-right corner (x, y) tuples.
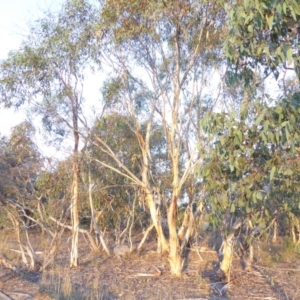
(0, 290), (14, 300)
(132, 271), (162, 277)
(10, 249), (43, 255)
(6, 291), (33, 298)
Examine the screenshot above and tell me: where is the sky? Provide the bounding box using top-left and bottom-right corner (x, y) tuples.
(0, 0), (295, 158)
(0, 0), (63, 137)
(0, 0), (64, 59)
(0, 0), (103, 158)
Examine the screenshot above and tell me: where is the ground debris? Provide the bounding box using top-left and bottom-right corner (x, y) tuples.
(1, 233), (300, 299)
(113, 245), (131, 256)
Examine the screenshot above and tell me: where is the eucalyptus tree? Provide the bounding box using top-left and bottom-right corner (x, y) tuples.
(0, 122), (46, 269)
(94, 0), (227, 275)
(218, 0), (300, 232)
(0, 122), (41, 223)
(200, 0), (300, 279)
(0, 0), (101, 267)
(200, 94), (300, 279)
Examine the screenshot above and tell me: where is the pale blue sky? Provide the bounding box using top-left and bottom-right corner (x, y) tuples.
(0, 0), (64, 59)
(0, 0), (101, 158)
(0, 0), (63, 136)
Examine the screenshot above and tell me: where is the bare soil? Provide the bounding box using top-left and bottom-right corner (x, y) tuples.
(0, 231), (300, 300)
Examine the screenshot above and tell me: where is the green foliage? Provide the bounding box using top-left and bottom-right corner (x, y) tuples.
(0, 122), (42, 227)
(102, 77), (124, 106)
(200, 96), (300, 233)
(222, 0), (300, 82)
(35, 159), (73, 212)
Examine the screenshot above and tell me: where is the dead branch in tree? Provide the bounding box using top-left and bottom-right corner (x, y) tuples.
(48, 216), (103, 254)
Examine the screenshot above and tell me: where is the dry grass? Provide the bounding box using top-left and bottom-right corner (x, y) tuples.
(1, 231), (300, 299)
(0, 231), (22, 262)
(39, 268), (109, 300)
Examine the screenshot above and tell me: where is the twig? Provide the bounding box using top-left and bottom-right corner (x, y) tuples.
(10, 249), (43, 255)
(131, 266), (162, 277)
(131, 271), (162, 277)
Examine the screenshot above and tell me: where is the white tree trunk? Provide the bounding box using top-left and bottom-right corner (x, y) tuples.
(70, 151), (80, 267)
